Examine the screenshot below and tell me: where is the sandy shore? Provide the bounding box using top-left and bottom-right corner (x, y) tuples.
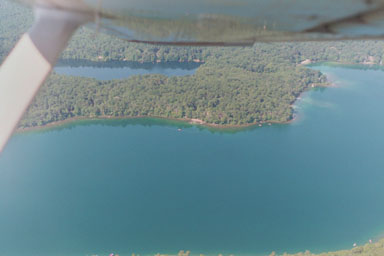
(16, 114), (296, 133)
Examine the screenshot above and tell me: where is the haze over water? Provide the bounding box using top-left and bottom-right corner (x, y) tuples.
(1, 65), (384, 256)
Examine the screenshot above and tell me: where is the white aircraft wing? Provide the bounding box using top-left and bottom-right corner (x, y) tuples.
(21, 0), (384, 44)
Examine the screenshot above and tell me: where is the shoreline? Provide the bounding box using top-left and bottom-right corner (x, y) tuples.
(126, 238), (384, 256)
(16, 115), (294, 133)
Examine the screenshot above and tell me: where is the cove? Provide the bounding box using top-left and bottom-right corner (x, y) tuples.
(54, 61), (201, 80)
(1, 66), (384, 256)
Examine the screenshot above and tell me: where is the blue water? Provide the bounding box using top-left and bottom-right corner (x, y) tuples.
(54, 62), (199, 80)
(1, 66), (384, 256)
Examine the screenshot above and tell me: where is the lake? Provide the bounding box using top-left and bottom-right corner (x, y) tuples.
(54, 61), (200, 80)
(1, 65), (384, 256)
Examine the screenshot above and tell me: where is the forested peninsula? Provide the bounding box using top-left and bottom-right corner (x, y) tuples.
(2, 0), (384, 129)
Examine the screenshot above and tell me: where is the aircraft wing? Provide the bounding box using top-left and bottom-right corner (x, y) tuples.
(19, 0), (384, 45)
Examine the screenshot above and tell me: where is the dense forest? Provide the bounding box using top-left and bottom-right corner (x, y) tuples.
(2, 0), (384, 128)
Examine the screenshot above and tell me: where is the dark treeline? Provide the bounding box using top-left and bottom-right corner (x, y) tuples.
(0, 1), (32, 61)
(1, 0), (384, 128)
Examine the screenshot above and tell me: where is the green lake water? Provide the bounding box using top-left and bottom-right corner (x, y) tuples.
(1, 65), (384, 256)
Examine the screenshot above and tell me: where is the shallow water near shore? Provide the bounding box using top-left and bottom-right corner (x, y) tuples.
(2, 65), (384, 256)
